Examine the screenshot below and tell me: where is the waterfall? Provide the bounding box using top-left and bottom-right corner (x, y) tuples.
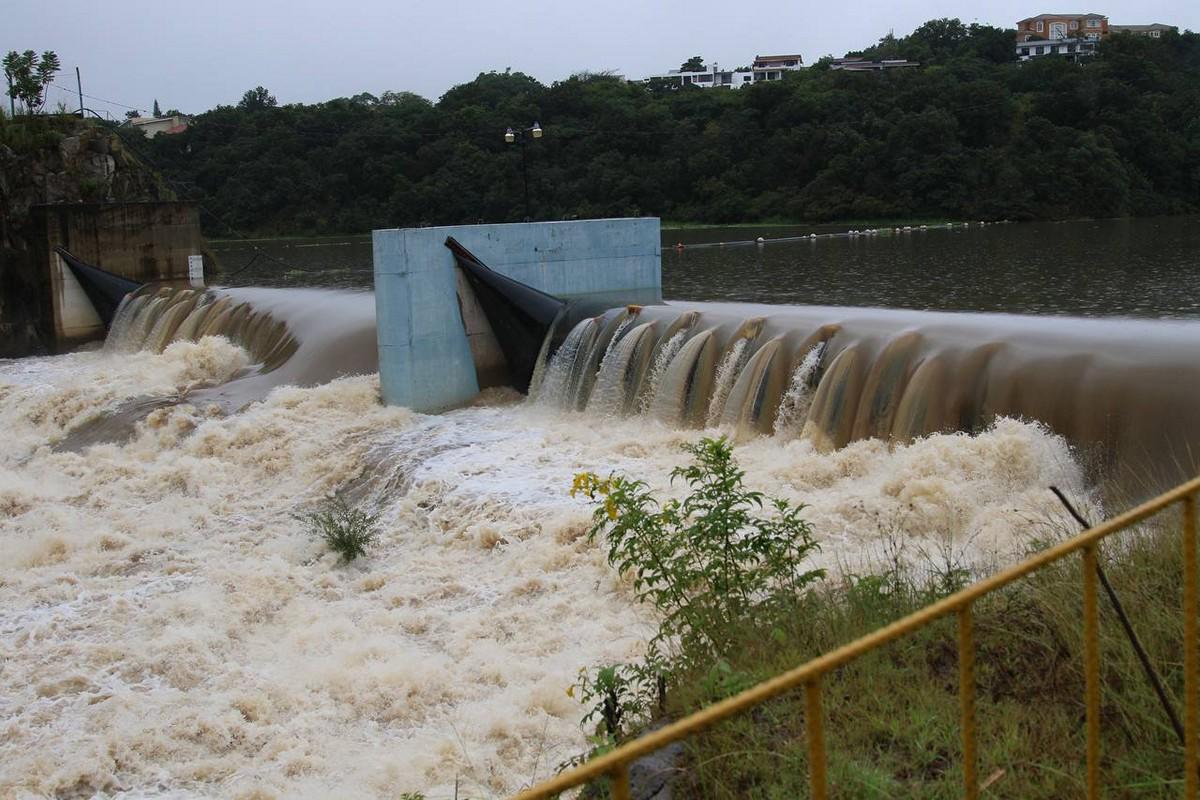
(587, 322), (656, 417)
(535, 318), (596, 408)
(705, 338), (749, 426)
(648, 328), (717, 425)
(103, 285), (299, 371)
(637, 330), (686, 414)
(773, 342), (826, 438)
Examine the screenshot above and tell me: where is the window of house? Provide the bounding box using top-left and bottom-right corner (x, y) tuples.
(1151, 30), (1161, 37)
(1070, 20), (1078, 29)
(1087, 18), (1100, 28)
(1037, 20), (1044, 32)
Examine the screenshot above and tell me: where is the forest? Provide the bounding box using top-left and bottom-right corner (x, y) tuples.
(139, 19), (1200, 236)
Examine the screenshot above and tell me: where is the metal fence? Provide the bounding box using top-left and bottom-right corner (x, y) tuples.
(512, 475), (1200, 800)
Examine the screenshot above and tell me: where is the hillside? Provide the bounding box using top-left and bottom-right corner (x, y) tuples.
(143, 19), (1200, 236)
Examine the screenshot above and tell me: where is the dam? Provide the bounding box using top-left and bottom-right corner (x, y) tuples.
(0, 215), (1196, 797)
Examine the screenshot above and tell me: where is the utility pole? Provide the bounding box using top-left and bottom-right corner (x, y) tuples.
(75, 67), (83, 116)
(6, 71), (13, 117)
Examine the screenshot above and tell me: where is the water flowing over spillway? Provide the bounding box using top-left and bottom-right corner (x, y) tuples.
(5, 282), (1193, 797)
(536, 301), (1200, 491)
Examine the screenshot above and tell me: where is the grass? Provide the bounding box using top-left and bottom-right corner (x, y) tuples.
(0, 109), (68, 154)
(659, 519), (1190, 798)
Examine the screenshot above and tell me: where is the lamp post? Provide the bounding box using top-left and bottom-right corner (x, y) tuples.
(504, 121), (543, 220)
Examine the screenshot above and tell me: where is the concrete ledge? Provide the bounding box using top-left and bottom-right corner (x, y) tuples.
(373, 218), (661, 411)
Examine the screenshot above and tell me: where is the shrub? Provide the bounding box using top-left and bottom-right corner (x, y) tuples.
(302, 497), (379, 563)
(569, 436), (824, 739)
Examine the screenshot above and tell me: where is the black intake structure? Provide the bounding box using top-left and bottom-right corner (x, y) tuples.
(55, 247), (143, 328)
(445, 236), (567, 394)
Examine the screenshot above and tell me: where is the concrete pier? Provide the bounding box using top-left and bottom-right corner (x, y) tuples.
(0, 202), (203, 354)
(372, 218), (661, 411)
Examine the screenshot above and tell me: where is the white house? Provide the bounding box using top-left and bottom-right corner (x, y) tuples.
(1015, 38), (1099, 60)
(125, 114), (189, 138)
(640, 53), (803, 89)
(1110, 23), (1177, 38)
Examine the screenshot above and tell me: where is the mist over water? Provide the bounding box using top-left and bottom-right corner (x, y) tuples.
(5, 217), (1193, 796)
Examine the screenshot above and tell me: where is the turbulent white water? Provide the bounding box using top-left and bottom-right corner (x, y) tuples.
(773, 343), (825, 438)
(0, 334), (1089, 797)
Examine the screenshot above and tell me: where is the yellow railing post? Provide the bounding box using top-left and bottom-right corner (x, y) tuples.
(610, 763), (632, 800)
(1083, 544), (1102, 799)
(806, 678), (828, 800)
(1184, 494), (1198, 799)
(959, 604), (979, 800)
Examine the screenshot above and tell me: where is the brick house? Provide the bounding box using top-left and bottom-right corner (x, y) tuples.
(1016, 12), (1109, 43)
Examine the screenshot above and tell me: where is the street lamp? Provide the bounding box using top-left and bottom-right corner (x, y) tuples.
(504, 121), (543, 220)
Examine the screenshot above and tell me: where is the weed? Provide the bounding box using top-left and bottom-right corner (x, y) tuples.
(302, 497), (379, 563)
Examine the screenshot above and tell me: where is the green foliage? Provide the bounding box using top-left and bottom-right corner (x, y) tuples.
(666, 520), (1192, 798)
(0, 109), (64, 153)
(238, 86), (277, 110)
(575, 437), (824, 663)
(140, 20), (1200, 236)
(2, 49), (60, 115)
(680, 56), (706, 72)
(302, 497), (379, 563)
(153, 99), (161, 117)
(569, 436), (824, 740)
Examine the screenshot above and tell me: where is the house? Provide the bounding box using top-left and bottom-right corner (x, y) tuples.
(1015, 38), (1100, 60)
(125, 114), (189, 138)
(642, 64), (748, 89)
(1014, 12), (1108, 61)
(751, 54), (804, 82)
(1016, 12), (1109, 43)
(640, 53), (803, 89)
(828, 57), (920, 72)
(1110, 23), (1177, 38)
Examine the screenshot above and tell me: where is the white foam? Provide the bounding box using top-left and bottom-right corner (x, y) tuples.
(0, 346), (1088, 797)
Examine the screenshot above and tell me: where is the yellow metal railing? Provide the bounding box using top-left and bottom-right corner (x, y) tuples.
(512, 475), (1200, 800)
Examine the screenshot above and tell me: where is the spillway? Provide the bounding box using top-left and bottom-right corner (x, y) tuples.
(535, 301), (1200, 493)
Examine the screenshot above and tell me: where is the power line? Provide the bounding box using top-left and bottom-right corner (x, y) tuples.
(49, 82), (141, 111)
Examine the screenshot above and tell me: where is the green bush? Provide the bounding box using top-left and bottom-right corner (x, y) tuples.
(569, 436), (824, 740)
(302, 497), (379, 563)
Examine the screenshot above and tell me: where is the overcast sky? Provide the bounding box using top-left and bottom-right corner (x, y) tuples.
(5, 0), (1197, 117)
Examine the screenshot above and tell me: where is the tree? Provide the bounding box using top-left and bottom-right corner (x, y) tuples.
(153, 98), (161, 116)
(680, 55), (705, 71)
(238, 86), (277, 110)
(2, 49), (61, 115)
